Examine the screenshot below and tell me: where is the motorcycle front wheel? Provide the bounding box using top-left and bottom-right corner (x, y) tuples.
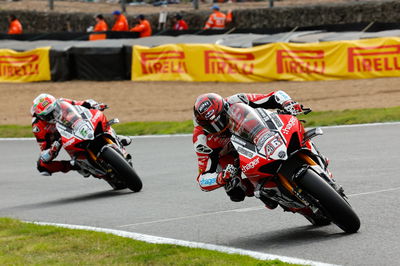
(100, 146), (143, 192)
(297, 169), (360, 233)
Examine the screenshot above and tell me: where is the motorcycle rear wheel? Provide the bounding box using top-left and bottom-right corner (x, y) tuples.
(101, 146), (143, 192)
(297, 169), (360, 233)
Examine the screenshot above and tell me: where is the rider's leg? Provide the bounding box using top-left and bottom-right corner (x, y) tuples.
(37, 159), (73, 176)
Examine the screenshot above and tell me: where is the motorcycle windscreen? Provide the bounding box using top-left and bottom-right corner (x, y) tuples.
(53, 100), (83, 128)
(227, 103), (270, 145)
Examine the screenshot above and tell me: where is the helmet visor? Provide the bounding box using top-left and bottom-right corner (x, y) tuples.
(200, 112), (228, 134)
(39, 112), (55, 122)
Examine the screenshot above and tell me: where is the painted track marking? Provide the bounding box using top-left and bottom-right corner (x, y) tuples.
(118, 206), (265, 228)
(29, 221), (337, 266)
(118, 186), (400, 228)
(348, 186), (400, 197)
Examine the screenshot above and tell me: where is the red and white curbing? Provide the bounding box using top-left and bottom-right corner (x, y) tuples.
(29, 221), (337, 266)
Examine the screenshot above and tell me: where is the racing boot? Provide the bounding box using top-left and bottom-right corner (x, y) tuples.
(118, 135), (132, 146)
(260, 196), (278, 210)
(70, 159), (90, 178)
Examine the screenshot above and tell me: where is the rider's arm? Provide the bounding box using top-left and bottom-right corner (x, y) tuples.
(32, 118), (62, 162)
(227, 91), (302, 115)
(32, 118), (51, 151)
(227, 91), (293, 109)
(193, 128), (223, 191)
(60, 98), (106, 110)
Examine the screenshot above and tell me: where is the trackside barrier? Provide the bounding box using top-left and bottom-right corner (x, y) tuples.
(131, 37), (400, 82)
(0, 47), (51, 82)
(1, 37), (399, 82)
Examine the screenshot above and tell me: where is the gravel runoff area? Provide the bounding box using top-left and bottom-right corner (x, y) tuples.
(2, 77), (400, 125)
(1, 0), (353, 15)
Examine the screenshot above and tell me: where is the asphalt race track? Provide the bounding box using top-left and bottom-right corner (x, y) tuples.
(1, 123), (399, 265)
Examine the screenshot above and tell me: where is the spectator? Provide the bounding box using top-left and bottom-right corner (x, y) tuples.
(130, 14), (152, 38)
(94, 14), (108, 32)
(203, 5), (232, 30)
(8, 14), (23, 34)
(112, 10), (129, 31)
(172, 14), (188, 30)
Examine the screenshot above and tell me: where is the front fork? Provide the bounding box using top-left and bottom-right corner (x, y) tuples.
(86, 135), (132, 174)
(257, 152), (346, 213)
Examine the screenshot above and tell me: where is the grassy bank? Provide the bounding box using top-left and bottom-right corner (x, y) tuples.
(1, 106), (399, 138)
(0, 218), (292, 265)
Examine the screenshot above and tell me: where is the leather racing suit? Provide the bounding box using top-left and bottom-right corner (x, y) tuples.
(32, 98), (103, 175)
(193, 91), (297, 202)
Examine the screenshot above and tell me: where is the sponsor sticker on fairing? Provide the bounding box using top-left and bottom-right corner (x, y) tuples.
(91, 111), (101, 123)
(63, 138), (75, 148)
(237, 146), (254, 158)
(282, 116), (297, 134)
(266, 136), (283, 155)
(242, 157), (260, 173)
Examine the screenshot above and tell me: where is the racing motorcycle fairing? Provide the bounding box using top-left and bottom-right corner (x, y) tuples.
(53, 100), (128, 177)
(227, 103), (349, 218)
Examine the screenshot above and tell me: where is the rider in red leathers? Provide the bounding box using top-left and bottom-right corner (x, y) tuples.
(31, 93), (130, 176)
(193, 91), (302, 206)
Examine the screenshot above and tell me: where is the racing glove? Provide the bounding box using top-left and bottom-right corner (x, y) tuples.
(83, 99), (108, 111)
(40, 140), (61, 163)
(282, 100), (302, 116)
(216, 164), (238, 185)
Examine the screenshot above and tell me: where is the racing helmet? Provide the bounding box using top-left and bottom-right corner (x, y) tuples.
(31, 93), (57, 123)
(193, 93), (228, 134)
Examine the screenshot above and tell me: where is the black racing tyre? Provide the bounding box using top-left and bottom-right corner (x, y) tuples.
(297, 169), (360, 233)
(106, 180), (128, 191)
(100, 146), (143, 192)
(302, 213), (331, 226)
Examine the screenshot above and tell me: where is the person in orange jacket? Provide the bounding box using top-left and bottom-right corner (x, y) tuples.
(130, 14), (152, 38)
(8, 14), (23, 34)
(111, 10), (128, 31)
(203, 5), (232, 30)
(94, 14), (108, 32)
(172, 14), (188, 30)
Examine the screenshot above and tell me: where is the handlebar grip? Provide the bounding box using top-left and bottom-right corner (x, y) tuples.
(302, 108), (312, 115)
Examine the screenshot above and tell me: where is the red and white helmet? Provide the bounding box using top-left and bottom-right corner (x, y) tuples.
(193, 93), (228, 134)
(30, 93), (57, 122)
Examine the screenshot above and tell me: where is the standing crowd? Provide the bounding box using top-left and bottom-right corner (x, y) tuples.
(4, 5), (232, 37)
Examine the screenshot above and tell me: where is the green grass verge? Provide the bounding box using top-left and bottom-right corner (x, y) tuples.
(1, 106), (399, 138)
(0, 218), (294, 265)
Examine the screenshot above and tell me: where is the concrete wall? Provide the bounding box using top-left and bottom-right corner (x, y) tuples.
(1, 0), (400, 33)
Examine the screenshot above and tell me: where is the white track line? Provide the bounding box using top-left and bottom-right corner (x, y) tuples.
(28, 221), (337, 266)
(0, 121), (399, 141)
(118, 206), (265, 228)
(348, 186), (400, 197)
(119, 186), (400, 228)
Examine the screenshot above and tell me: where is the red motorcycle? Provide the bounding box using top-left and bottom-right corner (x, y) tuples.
(227, 103), (360, 233)
(53, 100), (142, 192)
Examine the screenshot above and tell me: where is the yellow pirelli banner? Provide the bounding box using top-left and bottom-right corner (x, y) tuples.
(0, 47), (51, 82)
(132, 44), (275, 82)
(131, 37), (400, 82)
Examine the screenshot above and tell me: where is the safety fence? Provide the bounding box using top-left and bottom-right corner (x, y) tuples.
(131, 37), (400, 82)
(1, 37), (399, 83)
